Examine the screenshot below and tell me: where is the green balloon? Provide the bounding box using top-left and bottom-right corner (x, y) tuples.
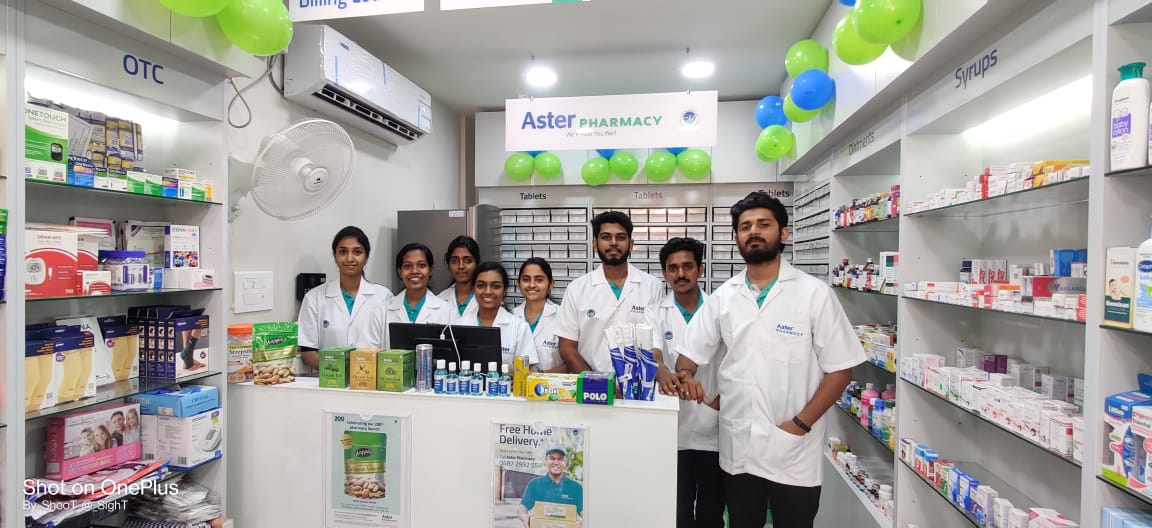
(853, 0), (923, 45)
(644, 151), (677, 182)
(785, 40), (829, 78)
(162, 0), (231, 17)
(676, 149), (711, 180)
(581, 158), (611, 186)
(534, 152), (562, 179)
(609, 151), (639, 180)
(504, 153), (534, 182)
(216, 0), (293, 56)
(755, 125), (795, 162)
(783, 95), (820, 123)
(834, 12), (888, 65)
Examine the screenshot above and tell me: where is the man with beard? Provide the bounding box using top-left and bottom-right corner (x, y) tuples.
(673, 191), (864, 528)
(555, 210), (663, 373)
(647, 237), (725, 528)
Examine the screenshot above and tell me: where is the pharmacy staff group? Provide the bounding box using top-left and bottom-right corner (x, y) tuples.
(295, 191), (865, 528)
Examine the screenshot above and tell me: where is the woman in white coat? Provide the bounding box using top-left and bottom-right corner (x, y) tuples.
(463, 262), (538, 369)
(437, 235), (480, 321)
(361, 243), (451, 349)
(511, 258), (567, 372)
(298, 226), (391, 373)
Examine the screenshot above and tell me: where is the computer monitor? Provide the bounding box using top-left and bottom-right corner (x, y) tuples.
(388, 322), (503, 373)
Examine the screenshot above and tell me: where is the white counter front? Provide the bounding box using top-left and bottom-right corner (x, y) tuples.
(227, 379), (678, 527)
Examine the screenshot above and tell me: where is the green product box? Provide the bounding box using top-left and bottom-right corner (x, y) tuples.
(146, 173), (164, 196)
(127, 171), (148, 194)
(109, 169), (128, 192)
(376, 349), (414, 392)
(190, 182), (206, 202)
(24, 104), (68, 183)
(319, 347), (355, 388)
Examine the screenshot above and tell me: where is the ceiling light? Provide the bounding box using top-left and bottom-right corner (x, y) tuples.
(525, 63), (557, 88)
(681, 61), (715, 79)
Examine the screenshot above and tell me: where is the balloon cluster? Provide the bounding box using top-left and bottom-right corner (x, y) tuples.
(159, 0), (293, 56)
(504, 149), (712, 186)
(751, 0), (922, 164)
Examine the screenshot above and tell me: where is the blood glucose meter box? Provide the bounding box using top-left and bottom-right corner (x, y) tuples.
(24, 103), (68, 183)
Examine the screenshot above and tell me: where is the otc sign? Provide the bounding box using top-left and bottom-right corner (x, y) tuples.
(291, 0), (425, 22)
(505, 91), (718, 151)
(442, 0), (588, 10)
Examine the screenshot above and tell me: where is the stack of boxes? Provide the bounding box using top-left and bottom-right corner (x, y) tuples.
(1102, 374), (1152, 498)
(130, 385), (223, 470)
(24, 325), (97, 412)
(129, 304), (212, 379)
(162, 224), (213, 289)
(1102, 508), (1152, 527)
(904, 160), (1090, 213)
(855, 323), (897, 372)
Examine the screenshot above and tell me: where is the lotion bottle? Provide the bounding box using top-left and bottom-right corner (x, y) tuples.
(1134, 222), (1152, 331)
(1112, 62), (1150, 171)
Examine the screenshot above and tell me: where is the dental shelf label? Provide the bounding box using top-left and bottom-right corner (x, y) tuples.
(324, 411), (410, 528)
(492, 421), (587, 528)
(292, 0), (425, 22)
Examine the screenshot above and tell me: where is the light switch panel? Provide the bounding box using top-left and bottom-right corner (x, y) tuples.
(233, 271), (274, 313)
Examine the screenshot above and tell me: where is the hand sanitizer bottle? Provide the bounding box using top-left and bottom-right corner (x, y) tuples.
(471, 363), (484, 395)
(433, 359), (447, 394)
(445, 362), (459, 395)
(486, 362), (501, 397)
(499, 364), (512, 397)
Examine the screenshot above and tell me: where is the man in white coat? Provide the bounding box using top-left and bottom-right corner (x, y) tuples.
(647, 237), (725, 528)
(675, 191), (865, 528)
(555, 210), (664, 373)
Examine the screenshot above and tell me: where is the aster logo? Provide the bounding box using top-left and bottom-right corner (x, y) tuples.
(630, 306), (646, 315)
(681, 110), (698, 126)
(664, 331), (673, 341)
(323, 320), (330, 328)
(586, 309), (596, 318)
(775, 323), (804, 338)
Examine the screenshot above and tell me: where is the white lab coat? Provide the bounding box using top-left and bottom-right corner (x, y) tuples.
(360, 290), (452, 349)
(512, 301), (562, 371)
(678, 260), (865, 487)
(297, 278), (391, 351)
(438, 284), (479, 323)
(458, 305), (539, 368)
(647, 290), (722, 452)
(554, 265), (664, 372)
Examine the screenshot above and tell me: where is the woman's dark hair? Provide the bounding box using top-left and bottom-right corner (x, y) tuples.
(730, 190), (790, 231)
(395, 243), (434, 271)
(445, 235), (481, 264)
(470, 261), (509, 288)
(659, 237), (705, 268)
(332, 226), (371, 258)
(518, 257), (554, 283)
(591, 210), (634, 237)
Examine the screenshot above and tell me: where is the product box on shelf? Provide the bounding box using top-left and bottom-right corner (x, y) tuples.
(139, 414), (157, 462)
(29, 324), (97, 404)
(79, 270), (112, 295)
(526, 373), (579, 403)
(122, 221), (168, 289)
(44, 402), (142, 481)
(155, 310), (210, 378)
(349, 349), (379, 390)
(100, 316), (140, 382)
(156, 407), (223, 470)
(25, 228), (78, 298)
(251, 322), (298, 385)
(129, 385), (219, 418)
(162, 268), (215, 289)
(1105, 247), (1138, 328)
(25, 103), (68, 183)
(376, 349), (414, 392)
(319, 347), (354, 388)
(577, 371), (615, 405)
(164, 225), (200, 269)
(1103, 374), (1152, 485)
(25, 338), (57, 412)
(57, 316), (116, 387)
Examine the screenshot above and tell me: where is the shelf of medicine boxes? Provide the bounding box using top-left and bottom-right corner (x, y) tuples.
(825, 451), (892, 528)
(1096, 475), (1152, 508)
(899, 458), (1039, 528)
(833, 216), (899, 233)
(25, 371), (222, 421)
(499, 208), (590, 226)
(832, 285), (899, 298)
(899, 376), (1080, 467)
(592, 207), (709, 225)
(834, 403), (894, 454)
(901, 296), (1085, 326)
(793, 183), (832, 220)
(25, 287), (223, 303)
(25, 179), (223, 206)
(902, 176), (1088, 219)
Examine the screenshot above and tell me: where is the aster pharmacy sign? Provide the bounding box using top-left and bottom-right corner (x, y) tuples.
(505, 91), (718, 151)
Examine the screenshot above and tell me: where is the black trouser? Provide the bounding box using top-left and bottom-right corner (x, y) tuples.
(723, 471), (821, 528)
(677, 450), (726, 528)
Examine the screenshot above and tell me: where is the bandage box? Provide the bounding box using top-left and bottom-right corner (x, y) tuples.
(25, 338), (58, 411)
(319, 347), (354, 388)
(155, 407), (223, 470)
(156, 312), (210, 378)
(577, 371), (615, 405)
(349, 349), (378, 390)
(29, 325), (98, 404)
(376, 349), (414, 392)
(163, 225), (200, 268)
(57, 316), (115, 387)
(100, 316), (140, 382)
(25, 229), (78, 298)
(44, 402), (142, 480)
(25, 104), (68, 183)
(526, 373), (579, 403)
(128, 385), (219, 417)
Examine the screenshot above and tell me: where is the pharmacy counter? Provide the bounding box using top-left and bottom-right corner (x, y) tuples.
(227, 378), (678, 528)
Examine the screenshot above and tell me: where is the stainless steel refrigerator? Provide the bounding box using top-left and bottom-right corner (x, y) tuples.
(396, 205), (501, 294)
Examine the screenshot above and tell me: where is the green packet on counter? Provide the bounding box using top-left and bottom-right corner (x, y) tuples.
(252, 322), (298, 385)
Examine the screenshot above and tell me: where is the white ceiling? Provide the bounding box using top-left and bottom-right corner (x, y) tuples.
(327, 0), (831, 112)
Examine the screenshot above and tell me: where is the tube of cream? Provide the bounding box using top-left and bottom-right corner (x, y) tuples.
(635, 324), (658, 401)
(621, 324), (641, 400)
(605, 326), (629, 397)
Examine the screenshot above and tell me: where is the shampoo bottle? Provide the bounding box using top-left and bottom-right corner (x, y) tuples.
(1112, 62), (1150, 171)
(1134, 224), (1152, 332)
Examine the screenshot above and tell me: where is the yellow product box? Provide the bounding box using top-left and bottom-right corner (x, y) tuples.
(525, 373), (579, 403)
(349, 349), (379, 390)
(376, 349), (414, 392)
(513, 354), (532, 396)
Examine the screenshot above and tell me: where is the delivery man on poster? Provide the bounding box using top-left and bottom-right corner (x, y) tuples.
(516, 445), (583, 527)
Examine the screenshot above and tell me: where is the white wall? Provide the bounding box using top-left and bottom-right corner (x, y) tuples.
(227, 80), (461, 323)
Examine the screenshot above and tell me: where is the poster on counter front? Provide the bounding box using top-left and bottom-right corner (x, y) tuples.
(323, 411), (410, 528)
(492, 421), (587, 528)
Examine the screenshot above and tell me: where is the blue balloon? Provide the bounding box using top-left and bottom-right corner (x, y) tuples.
(527, 151), (544, 157)
(838, 0), (855, 5)
(666, 147), (686, 155)
(596, 149), (616, 159)
(790, 69), (836, 111)
(754, 95), (788, 129)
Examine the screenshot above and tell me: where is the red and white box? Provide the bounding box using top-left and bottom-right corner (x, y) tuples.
(44, 402), (141, 480)
(25, 229), (78, 298)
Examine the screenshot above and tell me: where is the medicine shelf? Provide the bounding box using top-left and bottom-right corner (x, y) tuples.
(902, 296), (1086, 325)
(903, 177), (1088, 219)
(501, 222), (589, 228)
(824, 451), (892, 528)
(835, 403), (895, 455)
(793, 259), (830, 266)
(793, 208), (831, 225)
(26, 287), (223, 303)
(900, 458), (1039, 528)
(26, 371), (221, 421)
(1104, 165), (1152, 178)
(629, 222), (709, 228)
(900, 377), (1080, 467)
(833, 286), (899, 298)
(502, 240), (589, 245)
(862, 360), (897, 376)
(833, 217), (900, 233)
(792, 234), (831, 245)
(1100, 324), (1152, 337)
(25, 179), (224, 206)
(1097, 475), (1152, 507)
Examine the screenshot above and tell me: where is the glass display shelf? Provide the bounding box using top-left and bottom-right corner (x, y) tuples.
(27, 288), (222, 303)
(904, 178), (1088, 219)
(26, 179), (223, 206)
(835, 404), (895, 454)
(901, 458), (1039, 527)
(903, 296), (1085, 325)
(833, 216), (899, 233)
(1098, 475), (1152, 507)
(27, 371), (221, 421)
